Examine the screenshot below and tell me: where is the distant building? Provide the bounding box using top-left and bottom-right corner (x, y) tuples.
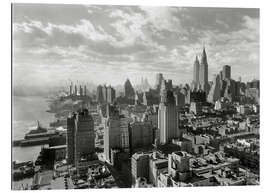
(69, 82), (87, 97)
(193, 55), (200, 89)
(199, 47), (209, 94)
(247, 79), (259, 90)
(155, 73), (164, 91)
(96, 85), (104, 103)
(208, 74), (221, 103)
(124, 79), (135, 100)
(106, 86), (116, 104)
(174, 90), (185, 108)
(97, 85), (116, 104)
(190, 89), (206, 103)
(190, 102), (202, 115)
(222, 65), (231, 80)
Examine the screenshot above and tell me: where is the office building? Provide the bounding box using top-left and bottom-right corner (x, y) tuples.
(190, 102), (202, 115)
(199, 46), (209, 93)
(103, 104), (131, 163)
(222, 65), (231, 80)
(106, 85), (116, 104)
(131, 152), (150, 185)
(193, 55), (200, 88)
(124, 79), (135, 99)
(66, 109), (95, 166)
(129, 121), (154, 153)
(74, 109), (95, 166)
(208, 74), (221, 103)
(155, 73), (164, 91)
(158, 81), (179, 144)
(97, 85), (104, 103)
(97, 85), (116, 104)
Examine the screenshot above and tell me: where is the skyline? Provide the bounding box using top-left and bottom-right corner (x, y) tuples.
(13, 4), (259, 88)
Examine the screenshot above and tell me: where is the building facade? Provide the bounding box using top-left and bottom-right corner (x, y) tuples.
(158, 82), (179, 144)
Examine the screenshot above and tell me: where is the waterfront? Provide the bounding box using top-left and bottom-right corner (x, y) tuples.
(12, 96), (55, 161)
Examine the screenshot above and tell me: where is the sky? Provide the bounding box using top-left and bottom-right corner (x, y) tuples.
(12, 4), (259, 89)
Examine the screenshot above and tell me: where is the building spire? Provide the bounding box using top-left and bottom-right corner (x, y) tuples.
(195, 55), (199, 63)
(201, 45), (207, 65)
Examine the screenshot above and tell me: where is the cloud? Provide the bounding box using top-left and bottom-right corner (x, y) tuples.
(12, 5), (259, 87)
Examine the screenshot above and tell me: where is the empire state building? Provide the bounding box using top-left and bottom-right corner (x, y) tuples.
(199, 46), (209, 93)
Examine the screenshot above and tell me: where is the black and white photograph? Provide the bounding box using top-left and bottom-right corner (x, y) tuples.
(11, 2), (260, 190)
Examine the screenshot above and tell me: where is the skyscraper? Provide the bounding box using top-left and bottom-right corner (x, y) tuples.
(199, 46), (209, 93)
(67, 113), (76, 165)
(66, 109), (95, 166)
(131, 152), (150, 185)
(97, 85), (116, 104)
(193, 55), (200, 88)
(158, 83), (179, 144)
(74, 85), (78, 96)
(124, 79), (135, 99)
(155, 73), (164, 91)
(84, 85), (87, 96)
(222, 65), (231, 80)
(207, 74), (221, 103)
(79, 85), (83, 96)
(103, 104), (122, 162)
(102, 85), (107, 102)
(74, 109), (95, 165)
(106, 85), (116, 104)
(69, 82), (73, 96)
(97, 85), (104, 103)
(128, 121), (154, 153)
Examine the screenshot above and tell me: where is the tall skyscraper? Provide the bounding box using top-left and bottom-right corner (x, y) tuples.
(74, 85), (78, 96)
(103, 104), (127, 163)
(155, 73), (164, 91)
(208, 74), (221, 103)
(193, 55), (200, 88)
(84, 85), (87, 96)
(124, 79), (135, 99)
(74, 109), (95, 166)
(66, 109), (95, 166)
(199, 46), (209, 93)
(79, 85), (83, 96)
(158, 83), (179, 144)
(97, 85), (116, 104)
(67, 113), (76, 165)
(222, 65), (231, 80)
(69, 82), (73, 96)
(97, 85), (104, 103)
(106, 85), (116, 104)
(102, 85), (107, 102)
(174, 90), (185, 108)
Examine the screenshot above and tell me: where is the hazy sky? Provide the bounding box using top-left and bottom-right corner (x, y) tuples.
(13, 4), (259, 88)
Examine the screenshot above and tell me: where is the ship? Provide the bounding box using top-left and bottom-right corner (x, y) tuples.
(24, 121), (57, 140)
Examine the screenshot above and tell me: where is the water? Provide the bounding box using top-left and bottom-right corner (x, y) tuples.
(12, 96), (55, 162)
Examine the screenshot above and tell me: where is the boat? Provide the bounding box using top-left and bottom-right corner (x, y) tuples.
(24, 121), (56, 140)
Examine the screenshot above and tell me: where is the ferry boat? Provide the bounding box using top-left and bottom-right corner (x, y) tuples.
(24, 121), (56, 140)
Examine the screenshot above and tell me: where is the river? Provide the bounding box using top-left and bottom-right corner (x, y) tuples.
(12, 96), (55, 162)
